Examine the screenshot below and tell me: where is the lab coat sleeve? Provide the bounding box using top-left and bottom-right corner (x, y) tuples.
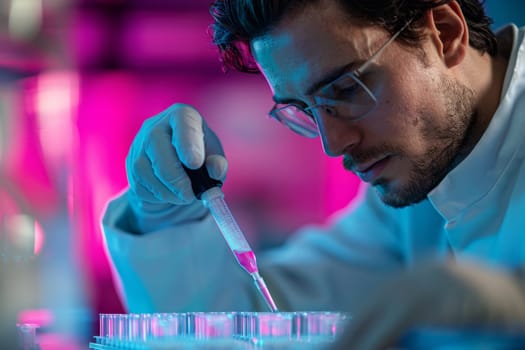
(102, 185), (404, 313)
(256, 185), (406, 312)
(102, 191), (260, 313)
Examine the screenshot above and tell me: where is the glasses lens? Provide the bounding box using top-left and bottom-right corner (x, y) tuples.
(314, 72), (377, 120)
(270, 104), (319, 138)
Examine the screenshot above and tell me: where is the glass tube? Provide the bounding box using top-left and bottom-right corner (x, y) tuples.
(16, 323), (39, 350)
(295, 311), (349, 342)
(116, 314), (129, 341)
(99, 314), (119, 340)
(93, 311), (349, 349)
(127, 313), (140, 342)
(150, 313), (186, 338)
(235, 312), (295, 345)
(188, 312), (235, 339)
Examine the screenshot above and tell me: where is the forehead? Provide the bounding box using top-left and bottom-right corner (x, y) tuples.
(250, 1), (384, 100)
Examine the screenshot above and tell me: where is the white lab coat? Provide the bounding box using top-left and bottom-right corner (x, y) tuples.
(102, 25), (525, 314)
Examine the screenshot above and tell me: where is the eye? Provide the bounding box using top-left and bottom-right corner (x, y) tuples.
(334, 81), (359, 98)
(331, 74), (361, 98)
(333, 72), (376, 104)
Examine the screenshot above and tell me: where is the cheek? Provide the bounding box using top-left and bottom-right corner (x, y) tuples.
(362, 55), (445, 149)
(380, 68), (441, 132)
(369, 85), (420, 139)
(366, 90), (434, 158)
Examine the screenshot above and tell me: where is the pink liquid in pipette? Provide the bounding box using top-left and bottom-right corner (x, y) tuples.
(233, 249), (279, 312)
(233, 250), (258, 273)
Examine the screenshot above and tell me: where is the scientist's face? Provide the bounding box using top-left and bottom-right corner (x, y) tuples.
(251, 1), (475, 207)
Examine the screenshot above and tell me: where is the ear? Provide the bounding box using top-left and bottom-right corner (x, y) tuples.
(425, 0), (468, 68)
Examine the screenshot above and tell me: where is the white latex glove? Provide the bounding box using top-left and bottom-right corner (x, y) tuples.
(125, 103), (228, 232)
(331, 260), (525, 350)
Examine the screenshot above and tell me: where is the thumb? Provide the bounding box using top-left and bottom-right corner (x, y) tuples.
(206, 154), (228, 182)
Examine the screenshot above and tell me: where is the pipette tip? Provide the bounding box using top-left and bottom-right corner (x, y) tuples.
(252, 272), (279, 312)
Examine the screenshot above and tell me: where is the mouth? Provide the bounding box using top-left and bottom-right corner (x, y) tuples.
(355, 156), (391, 183)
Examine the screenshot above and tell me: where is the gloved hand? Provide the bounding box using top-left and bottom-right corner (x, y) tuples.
(125, 103), (228, 233)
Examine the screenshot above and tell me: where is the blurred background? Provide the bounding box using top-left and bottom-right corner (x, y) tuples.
(0, 0), (523, 348)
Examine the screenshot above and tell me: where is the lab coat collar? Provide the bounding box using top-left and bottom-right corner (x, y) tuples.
(428, 24), (525, 222)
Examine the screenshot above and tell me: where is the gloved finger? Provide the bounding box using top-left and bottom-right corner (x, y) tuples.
(126, 117), (158, 201)
(128, 151), (188, 204)
(203, 122), (226, 160)
(169, 104), (206, 169)
(126, 107), (197, 205)
(202, 121), (227, 175)
(144, 129), (195, 203)
(126, 139), (157, 204)
(205, 154), (228, 182)
(131, 179), (161, 203)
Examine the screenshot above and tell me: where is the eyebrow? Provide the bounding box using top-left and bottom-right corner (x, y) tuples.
(272, 62), (356, 104)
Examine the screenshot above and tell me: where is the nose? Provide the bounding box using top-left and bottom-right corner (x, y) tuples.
(314, 108), (360, 157)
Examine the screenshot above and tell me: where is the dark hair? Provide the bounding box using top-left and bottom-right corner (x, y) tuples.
(210, 0), (497, 73)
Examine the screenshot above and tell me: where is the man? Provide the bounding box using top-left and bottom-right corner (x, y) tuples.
(102, 0), (525, 348)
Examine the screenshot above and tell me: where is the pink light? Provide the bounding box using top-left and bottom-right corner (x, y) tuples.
(18, 308), (54, 327)
(120, 12), (217, 66)
(35, 72), (79, 165)
(322, 157), (362, 216)
(34, 219), (44, 255)
(38, 333), (83, 350)
(70, 11), (111, 68)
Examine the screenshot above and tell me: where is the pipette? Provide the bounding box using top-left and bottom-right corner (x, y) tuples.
(183, 165), (279, 312)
